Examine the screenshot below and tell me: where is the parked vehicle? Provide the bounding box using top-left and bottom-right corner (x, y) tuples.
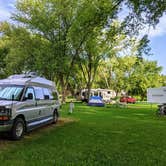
(80, 88), (116, 103)
(147, 87), (166, 115)
(0, 73), (60, 140)
(120, 96), (136, 104)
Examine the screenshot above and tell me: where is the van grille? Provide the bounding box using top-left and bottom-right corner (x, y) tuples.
(0, 121), (5, 125)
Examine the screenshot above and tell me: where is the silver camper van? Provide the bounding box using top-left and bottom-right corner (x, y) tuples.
(0, 73), (60, 140)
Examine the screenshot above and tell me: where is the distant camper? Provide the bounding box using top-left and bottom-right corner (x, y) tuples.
(80, 88), (116, 103)
(0, 73), (60, 140)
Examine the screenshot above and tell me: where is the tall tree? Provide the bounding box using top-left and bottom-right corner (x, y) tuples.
(129, 58), (163, 100)
(12, 0), (121, 102)
(0, 0), (165, 101)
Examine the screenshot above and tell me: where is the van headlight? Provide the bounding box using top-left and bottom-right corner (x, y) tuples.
(0, 107), (11, 115)
(0, 107), (11, 121)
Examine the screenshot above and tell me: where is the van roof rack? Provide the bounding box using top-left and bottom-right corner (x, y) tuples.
(8, 72), (38, 79)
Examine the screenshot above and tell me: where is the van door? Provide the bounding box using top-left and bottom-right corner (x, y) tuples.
(33, 87), (53, 124)
(42, 88), (55, 117)
(20, 87), (39, 127)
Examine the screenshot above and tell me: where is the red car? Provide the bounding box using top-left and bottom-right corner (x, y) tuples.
(120, 96), (136, 104)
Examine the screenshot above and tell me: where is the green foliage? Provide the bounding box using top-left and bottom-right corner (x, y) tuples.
(97, 55), (163, 100)
(127, 0), (166, 25)
(0, 0), (165, 99)
(129, 59), (163, 100)
(123, 0), (166, 35)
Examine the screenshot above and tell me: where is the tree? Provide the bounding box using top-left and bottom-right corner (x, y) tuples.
(160, 75), (166, 86)
(0, 0), (165, 101)
(0, 22), (53, 78)
(11, 0), (122, 102)
(93, 31), (163, 100)
(129, 59), (163, 100)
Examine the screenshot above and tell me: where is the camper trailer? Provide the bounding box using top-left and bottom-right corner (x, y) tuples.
(81, 88), (116, 103)
(147, 87), (166, 115)
(0, 73), (60, 140)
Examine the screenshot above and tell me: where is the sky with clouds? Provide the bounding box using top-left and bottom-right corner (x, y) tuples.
(147, 15), (166, 75)
(0, 0), (165, 74)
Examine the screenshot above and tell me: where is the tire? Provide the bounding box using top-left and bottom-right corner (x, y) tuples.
(10, 118), (25, 140)
(52, 110), (58, 124)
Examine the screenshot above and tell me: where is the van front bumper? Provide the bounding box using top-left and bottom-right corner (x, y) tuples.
(0, 121), (13, 132)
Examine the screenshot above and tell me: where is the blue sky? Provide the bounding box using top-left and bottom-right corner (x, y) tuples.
(0, 0), (166, 74)
(149, 35), (166, 75)
(147, 16), (166, 75)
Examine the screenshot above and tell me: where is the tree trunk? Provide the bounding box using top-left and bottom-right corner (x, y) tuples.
(62, 87), (67, 103)
(59, 76), (67, 104)
(87, 81), (92, 102)
(86, 55), (93, 101)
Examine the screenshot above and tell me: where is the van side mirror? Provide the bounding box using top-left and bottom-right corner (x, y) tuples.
(27, 93), (33, 100)
(12, 94), (15, 101)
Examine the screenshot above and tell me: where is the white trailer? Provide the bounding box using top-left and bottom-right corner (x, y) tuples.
(147, 87), (166, 104)
(147, 87), (166, 114)
(80, 88), (116, 103)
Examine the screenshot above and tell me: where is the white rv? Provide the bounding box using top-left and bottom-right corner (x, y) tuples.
(81, 88), (116, 102)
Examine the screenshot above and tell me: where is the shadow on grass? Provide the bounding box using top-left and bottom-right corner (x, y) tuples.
(0, 117), (76, 146)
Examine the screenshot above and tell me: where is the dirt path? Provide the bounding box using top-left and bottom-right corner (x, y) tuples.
(0, 117), (75, 148)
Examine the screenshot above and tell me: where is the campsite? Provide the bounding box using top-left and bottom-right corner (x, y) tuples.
(0, 102), (166, 165)
(0, 0), (166, 165)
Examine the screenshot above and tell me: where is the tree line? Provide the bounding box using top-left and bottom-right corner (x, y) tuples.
(0, 0), (166, 102)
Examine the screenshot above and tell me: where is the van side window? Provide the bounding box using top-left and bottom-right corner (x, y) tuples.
(34, 87), (44, 100)
(25, 87), (35, 100)
(43, 88), (52, 100)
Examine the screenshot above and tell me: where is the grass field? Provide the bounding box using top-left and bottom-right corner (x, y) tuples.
(0, 103), (166, 165)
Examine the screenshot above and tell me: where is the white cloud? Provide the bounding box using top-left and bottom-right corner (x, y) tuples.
(147, 14), (166, 38)
(0, 0), (16, 21)
(0, 9), (11, 21)
(7, 2), (16, 10)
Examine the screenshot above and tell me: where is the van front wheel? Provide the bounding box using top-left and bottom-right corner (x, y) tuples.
(10, 118), (25, 140)
(52, 110), (58, 124)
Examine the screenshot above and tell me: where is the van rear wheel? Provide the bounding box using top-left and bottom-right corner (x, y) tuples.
(10, 118), (25, 140)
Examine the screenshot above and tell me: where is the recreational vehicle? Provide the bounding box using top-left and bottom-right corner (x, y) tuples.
(81, 88), (116, 102)
(0, 73), (60, 140)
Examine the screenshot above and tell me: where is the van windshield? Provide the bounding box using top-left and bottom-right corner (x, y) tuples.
(0, 85), (24, 101)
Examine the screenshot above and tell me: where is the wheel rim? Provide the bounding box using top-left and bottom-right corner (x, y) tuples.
(16, 122), (24, 137)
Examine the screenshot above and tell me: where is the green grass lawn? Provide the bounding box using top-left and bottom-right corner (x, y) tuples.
(0, 103), (166, 165)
